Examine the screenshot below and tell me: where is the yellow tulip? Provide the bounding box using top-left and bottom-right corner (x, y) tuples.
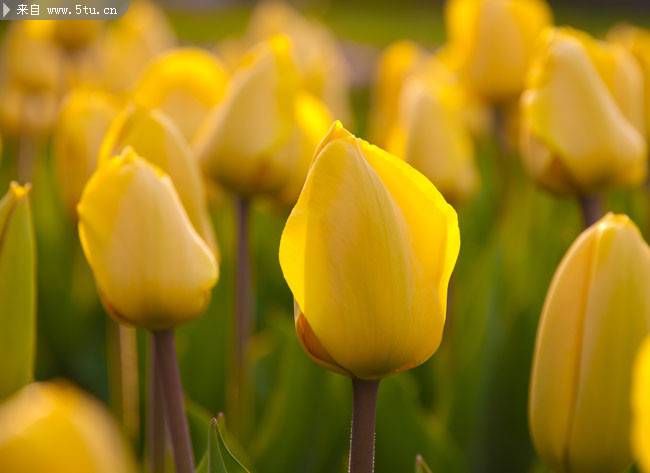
(632, 336), (650, 473)
(99, 105), (217, 252)
(0, 381), (136, 473)
(133, 48), (229, 142)
(279, 122), (460, 380)
(246, 1), (352, 124)
(274, 92), (333, 206)
(529, 213), (650, 473)
(98, 0), (176, 94)
(386, 64), (480, 204)
(53, 87), (121, 216)
(78, 149), (218, 330)
(369, 40), (427, 146)
(0, 183), (35, 400)
(520, 28), (647, 195)
(444, 0), (552, 101)
(195, 34), (300, 196)
(609, 24), (650, 138)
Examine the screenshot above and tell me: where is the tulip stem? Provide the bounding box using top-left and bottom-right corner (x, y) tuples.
(149, 339), (166, 473)
(578, 194), (603, 228)
(349, 378), (380, 473)
(153, 329), (194, 473)
(230, 196), (253, 434)
(17, 134), (36, 183)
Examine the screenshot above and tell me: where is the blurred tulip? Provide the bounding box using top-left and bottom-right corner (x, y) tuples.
(0, 21), (64, 137)
(49, 20), (103, 52)
(520, 28), (647, 195)
(369, 40), (427, 146)
(53, 87), (121, 217)
(386, 62), (480, 204)
(195, 34), (300, 196)
(609, 24), (650, 138)
(0, 183), (35, 399)
(279, 122), (460, 380)
(444, 0), (552, 101)
(78, 149), (218, 330)
(632, 336), (650, 473)
(98, 0), (175, 94)
(133, 48), (229, 142)
(529, 213), (650, 473)
(99, 105), (217, 253)
(247, 1), (352, 124)
(274, 92), (333, 206)
(0, 381), (136, 473)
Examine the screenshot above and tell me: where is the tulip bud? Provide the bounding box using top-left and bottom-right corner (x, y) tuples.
(444, 0), (552, 101)
(632, 337), (650, 473)
(133, 48), (229, 142)
(195, 34), (300, 196)
(369, 40), (427, 147)
(529, 213), (650, 473)
(53, 87), (121, 217)
(99, 105), (217, 253)
(279, 122), (460, 380)
(0, 183), (35, 399)
(520, 28), (647, 195)
(247, 1), (352, 124)
(0, 381), (136, 473)
(78, 149), (218, 330)
(386, 65), (479, 204)
(609, 24), (650, 138)
(274, 92), (333, 206)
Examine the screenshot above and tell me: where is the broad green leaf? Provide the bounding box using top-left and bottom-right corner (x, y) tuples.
(0, 182), (36, 399)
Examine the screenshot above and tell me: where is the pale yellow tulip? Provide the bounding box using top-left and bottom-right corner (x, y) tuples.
(530, 213), (650, 473)
(520, 28), (647, 195)
(78, 149), (218, 330)
(632, 336), (650, 473)
(0, 382), (136, 473)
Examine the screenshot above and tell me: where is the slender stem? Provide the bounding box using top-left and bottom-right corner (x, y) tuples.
(17, 134), (35, 183)
(153, 330), (194, 473)
(229, 196), (253, 434)
(349, 379), (380, 473)
(149, 338), (166, 473)
(578, 194), (603, 228)
(106, 321), (140, 442)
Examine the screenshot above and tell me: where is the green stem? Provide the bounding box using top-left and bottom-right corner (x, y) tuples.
(349, 379), (380, 473)
(153, 329), (194, 473)
(149, 338), (166, 473)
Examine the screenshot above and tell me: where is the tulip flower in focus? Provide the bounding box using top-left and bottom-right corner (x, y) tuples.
(386, 60), (480, 204)
(279, 121), (460, 380)
(520, 28), (647, 195)
(98, 0), (176, 94)
(609, 24), (650, 138)
(133, 48), (229, 142)
(274, 92), (333, 206)
(0, 183), (35, 400)
(53, 87), (121, 217)
(195, 34), (300, 196)
(0, 382), (136, 473)
(78, 149), (218, 330)
(632, 337), (650, 473)
(444, 0), (552, 102)
(99, 105), (217, 252)
(246, 1), (352, 124)
(529, 213), (650, 473)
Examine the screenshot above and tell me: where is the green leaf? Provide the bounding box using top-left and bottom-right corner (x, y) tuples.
(415, 455), (433, 473)
(0, 183), (36, 400)
(197, 413), (252, 473)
